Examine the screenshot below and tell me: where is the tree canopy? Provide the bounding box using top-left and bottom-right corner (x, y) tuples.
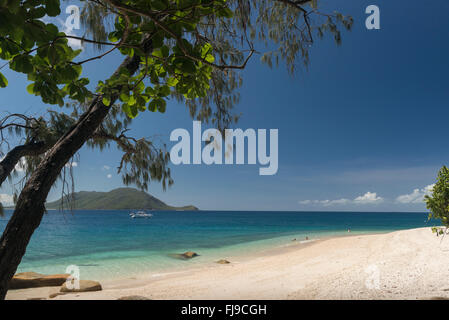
(0, 0), (352, 191)
(1, 1), (352, 115)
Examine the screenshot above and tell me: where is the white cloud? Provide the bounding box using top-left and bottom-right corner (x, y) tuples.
(107, 174), (112, 179)
(354, 192), (383, 204)
(0, 194), (14, 206)
(103, 165), (111, 170)
(299, 191), (383, 207)
(66, 31), (83, 50)
(396, 184), (434, 204)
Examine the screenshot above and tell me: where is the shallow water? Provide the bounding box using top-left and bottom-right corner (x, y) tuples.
(0, 210), (436, 280)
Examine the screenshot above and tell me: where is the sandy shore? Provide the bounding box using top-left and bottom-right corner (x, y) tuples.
(7, 227), (449, 300)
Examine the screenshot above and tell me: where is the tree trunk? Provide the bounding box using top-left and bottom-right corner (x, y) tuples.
(0, 37), (151, 299)
(0, 141), (48, 187)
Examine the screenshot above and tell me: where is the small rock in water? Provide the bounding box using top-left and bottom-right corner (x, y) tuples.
(183, 251), (199, 259)
(216, 259), (231, 264)
(168, 251), (199, 260)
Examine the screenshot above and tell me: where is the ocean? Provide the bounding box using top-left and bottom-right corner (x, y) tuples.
(0, 210), (437, 281)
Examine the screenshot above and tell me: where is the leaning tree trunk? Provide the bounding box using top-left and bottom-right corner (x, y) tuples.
(0, 37), (151, 299)
(0, 141), (49, 187)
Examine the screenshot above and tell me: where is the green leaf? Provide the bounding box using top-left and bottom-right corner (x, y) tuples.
(161, 45), (169, 58)
(201, 43), (213, 57)
(102, 96), (111, 106)
(128, 95), (136, 105)
(149, 98), (167, 113)
(48, 45), (58, 65)
(122, 103), (138, 118)
(10, 55), (33, 73)
(205, 54), (215, 63)
(26, 83), (35, 94)
(148, 100), (157, 112)
(158, 85), (171, 97)
(0, 72), (8, 87)
(30, 6), (47, 19)
(157, 99), (167, 113)
(152, 0), (166, 11)
(166, 77), (179, 87)
(45, 0), (61, 17)
(120, 92), (130, 102)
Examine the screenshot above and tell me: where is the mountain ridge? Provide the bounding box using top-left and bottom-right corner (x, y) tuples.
(45, 188), (198, 211)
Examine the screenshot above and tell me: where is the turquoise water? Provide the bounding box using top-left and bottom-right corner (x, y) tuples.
(0, 210), (437, 280)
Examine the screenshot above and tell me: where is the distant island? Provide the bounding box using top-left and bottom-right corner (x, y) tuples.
(45, 188), (198, 211)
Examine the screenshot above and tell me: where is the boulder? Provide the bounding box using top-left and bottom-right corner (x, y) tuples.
(9, 272), (71, 289)
(60, 280), (102, 293)
(169, 251), (199, 260)
(216, 259), (230, 264)
(182, 251), (199, 259)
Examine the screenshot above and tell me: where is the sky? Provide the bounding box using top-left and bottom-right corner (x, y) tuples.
(1, 0), (449, 212)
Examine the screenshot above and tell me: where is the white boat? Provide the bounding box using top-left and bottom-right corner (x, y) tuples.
(129, 210), (153, 219)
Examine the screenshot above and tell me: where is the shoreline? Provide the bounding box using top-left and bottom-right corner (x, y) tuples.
(13, 228), (378, 282)
(96, 230), (389, 287)
(8, 227), (449, 300)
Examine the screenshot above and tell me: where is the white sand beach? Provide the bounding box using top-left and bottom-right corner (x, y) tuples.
(7, 227), (449, 300)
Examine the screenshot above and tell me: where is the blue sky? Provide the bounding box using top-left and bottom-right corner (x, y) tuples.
(1, 0), (449, 211)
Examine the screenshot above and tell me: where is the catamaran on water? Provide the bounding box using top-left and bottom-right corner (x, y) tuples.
(129, 210), (153, 219)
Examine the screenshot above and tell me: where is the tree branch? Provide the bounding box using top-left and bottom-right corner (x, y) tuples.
(0, 141), (49, 187)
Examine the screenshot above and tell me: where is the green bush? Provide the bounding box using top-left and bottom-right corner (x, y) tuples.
(425, 166), (449, 233)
